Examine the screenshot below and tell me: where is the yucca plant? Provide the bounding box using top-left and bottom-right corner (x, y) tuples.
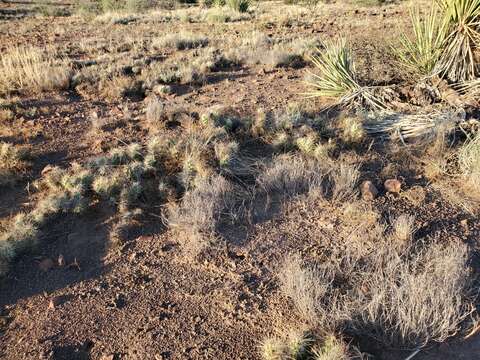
(305, 38), (386, 110)
(435, 0), (480, 82)
(394, 6), (446, 77)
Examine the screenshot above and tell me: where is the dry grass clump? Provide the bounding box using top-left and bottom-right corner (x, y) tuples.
(145, 97), (164, 129)
(338, 117), (366, 145)
(390, 214), (417, 242)
(458, 131), (480, 191)
(311, 335), (351, 360)
(0, 213), (39, 276)
(99, 75), (143, 100)
(0, 143), (30, 187)
(260, 330), (357, 360)
(279, 235), (474, 348)
(330, 163), (360, 202)
(142, 49), (229, 87)
(202, 7), (251, 23)
(0, 46), (71, 95)
(226, 0), (250, 13)
(424, 131), (480, 213)
(153, 32), (208, 50)
(431, 180), (480, 214)
(167, 174), (240, 256)
(256, 154), (326, 199)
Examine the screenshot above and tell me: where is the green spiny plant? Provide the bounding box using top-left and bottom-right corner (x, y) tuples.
(435, 0), (480, 82)
(305, 38), (386, 110)
(394, 6), (446, 77)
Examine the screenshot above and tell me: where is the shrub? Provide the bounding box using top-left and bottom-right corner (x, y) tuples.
(167, 174), (239, 256)
(280, 237), (474, 348)
(458, 131), (480, 191)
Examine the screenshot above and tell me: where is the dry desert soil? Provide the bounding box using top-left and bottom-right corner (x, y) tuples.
(0, 0), (480, 359)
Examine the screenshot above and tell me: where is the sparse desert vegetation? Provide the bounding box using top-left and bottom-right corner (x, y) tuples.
(0, 0), (479, 359)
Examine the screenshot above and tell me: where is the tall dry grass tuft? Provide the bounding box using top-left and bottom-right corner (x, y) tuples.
(0, 46), (71, 95)
(280, 236), (474, 348)
(458, 131), (480, 191)
(167, 174), (240, 256)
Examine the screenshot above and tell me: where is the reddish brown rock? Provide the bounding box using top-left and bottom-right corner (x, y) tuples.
(360, 181), (378, 201)
(384, 179), (402, 194)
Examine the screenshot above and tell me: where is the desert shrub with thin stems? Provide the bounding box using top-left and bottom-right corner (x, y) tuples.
(305, 38), (386, 110)
(394, 6), (446, 77)
(280, 237), (474, 348)
(435, 0), (480, 82)
(167, 174), (239, 256)
(256, 154), (326, 199)
(458, 131), (480, 191)
(0, 46), (71, 95)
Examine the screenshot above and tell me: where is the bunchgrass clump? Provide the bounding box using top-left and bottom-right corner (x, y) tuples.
(0, 46), (71, 95)
(0, 143), (157, 277)
(256, 154), (326, 199)
(0, 213), (39, 276)
(226, 0), (250, 13)
(330, 163), (360, 202)
(0, 143), (30, 187)
(311, 335), (350, 360)
(153, 33), (209, 51)
(280, 237), (474, 348)
(458, 131), (480, 191)
(390, 214), (416, 242)
(167, 174), (239, 256)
